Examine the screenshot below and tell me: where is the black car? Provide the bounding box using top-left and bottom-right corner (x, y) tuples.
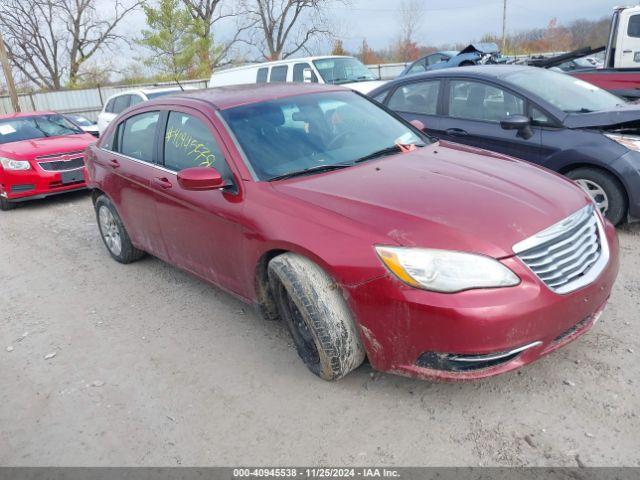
(369, 65), (640, 225)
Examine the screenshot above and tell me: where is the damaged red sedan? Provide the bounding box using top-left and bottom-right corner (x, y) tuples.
(0, 112), (96, 211)
(84, 83), (619, 381)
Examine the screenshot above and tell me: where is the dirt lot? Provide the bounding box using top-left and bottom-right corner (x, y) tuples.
(1, 191), (638, 467)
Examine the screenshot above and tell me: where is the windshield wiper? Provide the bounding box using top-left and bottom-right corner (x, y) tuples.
(269, 163), (353, 181)
(354, 144), (424, 164)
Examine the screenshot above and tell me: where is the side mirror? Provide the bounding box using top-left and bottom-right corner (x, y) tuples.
(177, 166), (225, 191)
(302, 68), (314, 83)
(409, 119), (426, 131)
(500, 115), (533, 140)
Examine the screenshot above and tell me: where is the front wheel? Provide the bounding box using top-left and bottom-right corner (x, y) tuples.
(0, 197), (16, 211)
(94, 195), (145, 263)
(566, 168), (627, 225)
(268, 253), (365, 381)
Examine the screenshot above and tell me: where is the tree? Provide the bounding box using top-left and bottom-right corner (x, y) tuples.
(139, 0), (200, 81)
(394, 0), (422, 62)
(358, 39), (381, 65)
(331, 39), (346, 56)
(181, 0), (252, 74)
(243, 0), (333, 60)
(0, 0), (139, 89)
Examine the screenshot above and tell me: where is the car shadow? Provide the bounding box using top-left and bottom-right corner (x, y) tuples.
(620, 221), (640, 235)
(6, 189), (91, 212)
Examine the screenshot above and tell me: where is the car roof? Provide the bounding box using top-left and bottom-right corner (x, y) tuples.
(106, 86), (184, 100)
(404, 64), (534, 80)
(163, 82), (347, 110)
(212, 56), (352, 74)
(0, 111), (59, 120)
(138, 86), (185, 94)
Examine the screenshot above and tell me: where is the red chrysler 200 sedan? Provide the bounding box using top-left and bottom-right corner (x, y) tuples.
(0, 112), (97, 210)
(84, 83), (619, 381)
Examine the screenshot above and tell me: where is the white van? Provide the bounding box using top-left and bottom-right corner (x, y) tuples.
(209, 56), (386, 94)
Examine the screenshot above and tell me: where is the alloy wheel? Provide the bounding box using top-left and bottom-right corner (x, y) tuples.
(574, 179), (609, 215)
(98, 205), (122, 256)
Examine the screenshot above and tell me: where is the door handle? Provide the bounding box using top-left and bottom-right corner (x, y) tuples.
(623, 50), (632, 53)
(152, 177), (172, 189)
(108, 159), (120, 168)
(445, 128), (468, 136)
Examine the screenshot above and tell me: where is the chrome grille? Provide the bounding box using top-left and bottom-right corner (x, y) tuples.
(513, 205), (609, 294)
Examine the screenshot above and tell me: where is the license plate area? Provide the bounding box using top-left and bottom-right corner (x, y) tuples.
(60, 169), (85, 184)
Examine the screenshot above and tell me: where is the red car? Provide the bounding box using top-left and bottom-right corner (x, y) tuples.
(85, 83), (619, 381)
(0, 111), (96, 211)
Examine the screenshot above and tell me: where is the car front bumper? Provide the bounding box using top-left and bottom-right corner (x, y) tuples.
(0, 166), (87, 203)
(345, 220), (619, 381)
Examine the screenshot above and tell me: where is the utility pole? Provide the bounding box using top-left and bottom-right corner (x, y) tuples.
(501, 0), (508, 53)
(0, 32), (20, 113)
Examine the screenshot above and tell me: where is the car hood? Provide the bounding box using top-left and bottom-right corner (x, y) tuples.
(563, 105), (640, 129)
(0, 134), (96, 160)
(345, 80), (387, 94)
(272, 142), (591, 259)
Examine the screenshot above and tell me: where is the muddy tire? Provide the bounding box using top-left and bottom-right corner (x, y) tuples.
(95, 195), (145, 264)
(0, 197), (16, 211)
(566, 167), (627, 225)
(268, 253), (365, 381)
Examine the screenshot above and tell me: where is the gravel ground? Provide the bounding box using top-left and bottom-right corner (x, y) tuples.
(1, 191), (638, 467)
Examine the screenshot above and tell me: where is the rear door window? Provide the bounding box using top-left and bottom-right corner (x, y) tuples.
(387, 81), (440, 115)
(256, 67), (268, 83)
(269, 65), (288, 83)
(426, 54), (449, 67)
(447, 80), (525, 122)
(105, 98), (116, 113)
(117, 111), (160, 162)
(129, 95), (144, 107)
(112, 95), (132, 114)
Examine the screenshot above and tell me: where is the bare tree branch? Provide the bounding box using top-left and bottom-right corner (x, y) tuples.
(0, 0), (139, 89)
(242, 0), (334, 60)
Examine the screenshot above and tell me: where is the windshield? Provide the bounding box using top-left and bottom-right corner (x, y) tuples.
(0, 114), (84, 145)
(67, 115), (93, 127)
(313, 58), (376, 84)
(505, 69), (625, 113)
(221, 91), (429, 181)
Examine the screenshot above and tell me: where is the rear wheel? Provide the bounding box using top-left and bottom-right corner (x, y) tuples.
(94, 195), (145, 263)
(0, 197), (15, 211)
(268, 253), (365, 381)
(566, 168), (627, 225)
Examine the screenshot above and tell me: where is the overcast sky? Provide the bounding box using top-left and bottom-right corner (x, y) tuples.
(331, 0), (620, 51)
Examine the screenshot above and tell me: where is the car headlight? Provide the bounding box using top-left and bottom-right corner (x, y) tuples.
(605, 133), (640, 152)
(375, 246), (520, 293)
(0, 157), (31, 170)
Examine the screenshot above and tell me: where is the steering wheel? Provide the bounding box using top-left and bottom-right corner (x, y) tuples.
(326, 130), (355, 150)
